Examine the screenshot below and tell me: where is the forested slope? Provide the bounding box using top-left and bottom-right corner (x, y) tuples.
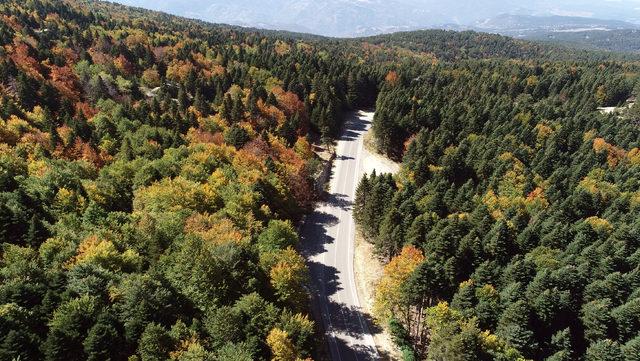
(355, 30), (640, 62)
(0, 0), (377, 359)
(356, 34), (640, 361)
(526, 29), (640, 55)
(2, 0), (640, 360)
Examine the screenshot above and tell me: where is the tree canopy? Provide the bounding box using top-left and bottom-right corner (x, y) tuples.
(2, 0), (640, 360)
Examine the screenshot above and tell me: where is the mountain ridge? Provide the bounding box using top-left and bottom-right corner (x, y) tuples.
(113, 0), (640, 37)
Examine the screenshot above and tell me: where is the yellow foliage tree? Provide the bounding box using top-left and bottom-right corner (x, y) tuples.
(585, 216), (613, 235)
(141, 68), (161, 87)
(133, 176), (222, 214)
(293, 137), (314, 160)
(166, 59), (196, 82)
(184, 213), (247, 245)
(266, 328), (297, 361)
(50, 187), (86, 219)
(373, 245), (425, 323)
(268, 248), (308, 308)
(593, 137), (627, 168)
(67, 235), (141, 271)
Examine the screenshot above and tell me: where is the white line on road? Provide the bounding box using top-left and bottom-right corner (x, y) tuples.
(304, 111), (380, 361)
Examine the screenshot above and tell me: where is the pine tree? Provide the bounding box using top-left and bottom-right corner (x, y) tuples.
(267, 92), (278, 106)
(39, 82), (60, 112)
(484, 220), (512, 264)
(585, 339), (624, 361)
(83, 314), (121, 361)
(547, 328), (573, 361)
(224, 124), (249, 149)
(346, 72), (358, 108)
(177, 86), (188, 112)
(0, 329), (41, 361)
(24, 213), (40, 247)
(622, 335), (640, 361)
(221, 93), (233, 121)
(194, 89), (207, 115)
(581, 299), (615, 343)
(377, 193), (404, 259)
(16, 73), (36, 109)
(247, 89), (259, 116)
(354, 174), (370, 225)
(49, 121), (61, 151)
(279, 113), (299, 146)
(120, 137), (134, 161)
(231, 95), (245, 122)
(138, 323), (173, 361)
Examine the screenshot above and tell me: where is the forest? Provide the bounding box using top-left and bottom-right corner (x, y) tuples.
(356, 28), (640, 361)
(526, 29), (640, 55)
(0, 0), (378, 359)
(1, 0), (640, 360)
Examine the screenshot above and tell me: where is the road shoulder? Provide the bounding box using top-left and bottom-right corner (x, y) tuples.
(354, 125), (402, 360)
(354, 231), (402, 360)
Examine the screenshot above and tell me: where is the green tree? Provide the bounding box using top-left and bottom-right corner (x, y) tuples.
(622, 335), (640, 361)
(43, 295), (100, 361)
(582, 299), (615, 343)
(216, 342), (254, 361)
(138, 323), (174, 361)
(83, 313), (122, 361)
(257, 220), (298, 252)
(585, 339), (625, 361)
(224, 124), (250, 149)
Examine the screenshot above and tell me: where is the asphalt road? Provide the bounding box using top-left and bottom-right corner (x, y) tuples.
(301, 111), (380, 361)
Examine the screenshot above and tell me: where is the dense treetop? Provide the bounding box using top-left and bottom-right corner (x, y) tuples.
(526, 29), (640, 55)
(354, 29), (640, 62)
(2, 0), (640, 360)
(0, 0), (379, 359)
(356, 20), (640, 361)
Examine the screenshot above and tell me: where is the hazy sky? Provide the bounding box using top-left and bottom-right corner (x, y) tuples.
(112, 0), (640, 37)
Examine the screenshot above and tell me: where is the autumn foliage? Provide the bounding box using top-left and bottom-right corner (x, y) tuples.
(373, 245), (424, 322)
(0, 0), (375, 358)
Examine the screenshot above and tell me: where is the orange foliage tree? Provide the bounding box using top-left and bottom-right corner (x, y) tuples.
(166, 60), (196, 83)
(8, 40), (43, 80)
(48, 64), (81, 102)
(385, 70), (399, 86)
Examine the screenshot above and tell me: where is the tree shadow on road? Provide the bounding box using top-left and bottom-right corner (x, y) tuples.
(299, 193), (353, 258)
(326, 301), (383, 339)
(300, 210), (339, 258)
(323, 299), (392, 361)
(333, 336), (392, 361)
(338, 117), (371, 142)
(307, 262), (342, 296)
(336, 155), (355, 161)
(324, 193), (353, 211)
(307, 262), (391, 361)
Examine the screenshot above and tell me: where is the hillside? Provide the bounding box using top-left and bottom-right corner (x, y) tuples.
(0, 0), (376, 359)
(356, 29), (640, 62)
(475, 14), (639, 34)
(112, 0), (640, 38)
(355, 17), (640, 361)
(526, 29), (640, 54)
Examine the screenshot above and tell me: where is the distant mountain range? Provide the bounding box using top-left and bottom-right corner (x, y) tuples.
(522, 28), (640, 54)
(112, 0), (640, 38)
(471, 14), (640, 36)
(458, 15), (640, 54)
(110, 0), (640, 53)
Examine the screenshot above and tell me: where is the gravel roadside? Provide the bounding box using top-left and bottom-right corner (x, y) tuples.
(354, 125), (402, 360)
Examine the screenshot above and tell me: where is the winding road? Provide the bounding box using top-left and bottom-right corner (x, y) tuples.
(301, 111), (380, 361)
